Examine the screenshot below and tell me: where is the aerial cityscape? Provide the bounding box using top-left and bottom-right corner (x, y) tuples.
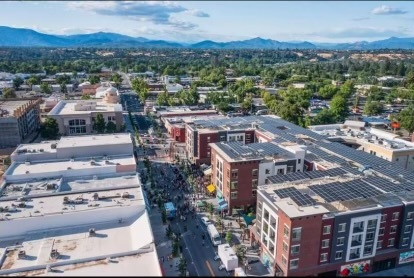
(1, 1), (414, 277)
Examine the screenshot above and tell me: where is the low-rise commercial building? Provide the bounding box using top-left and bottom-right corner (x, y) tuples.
(0, 134), (161, 276)
(48, 97), (124, 136)
(0, 98), (41, 148)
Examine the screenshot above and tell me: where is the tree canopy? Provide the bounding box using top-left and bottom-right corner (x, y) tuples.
(40, 117), (59, 139)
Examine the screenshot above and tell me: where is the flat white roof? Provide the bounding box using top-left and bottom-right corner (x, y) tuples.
(49, 101), (122, 116)
(7, 155), (135, 176)
(0, 212), (160, 276)
(57, 134), (132, 149)
(0, 185), (144, 221)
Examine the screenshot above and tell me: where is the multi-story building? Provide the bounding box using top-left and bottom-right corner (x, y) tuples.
(308, 121), (414, 171)
(48, 95), (123, 136)
(218, 116), (414, 276)
(0, 98), (41, 149)
(0, 134), (161, 276)
(209, 141), (306, 213)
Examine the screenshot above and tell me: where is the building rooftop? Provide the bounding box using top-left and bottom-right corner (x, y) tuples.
(57, 134), (131, 149)
(156, 106), (217, 117)
(308, 123), (414, 152)
(0, 206), (160, 276)
(0, 180), (143, 220)
(48, 100), (122, 116)
(0, 99), (38, 118)
(210, 141), (295, 162)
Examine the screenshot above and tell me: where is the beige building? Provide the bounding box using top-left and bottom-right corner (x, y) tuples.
(48, 90), (123, 136)
(309, 121), (414, 171)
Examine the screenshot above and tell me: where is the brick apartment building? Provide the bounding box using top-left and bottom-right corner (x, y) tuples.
(209, 141), (305, 213)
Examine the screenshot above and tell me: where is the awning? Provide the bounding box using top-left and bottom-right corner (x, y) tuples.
(242, 214), (256, 226)
(216, 191), (223, 199)
(207, 184), (216, 193)
(218, 199), (228, 209)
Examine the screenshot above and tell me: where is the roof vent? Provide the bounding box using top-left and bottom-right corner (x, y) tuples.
(51, 143), (57, 149)
(25, 161), (30, 165)
(89, 228), (96, 237)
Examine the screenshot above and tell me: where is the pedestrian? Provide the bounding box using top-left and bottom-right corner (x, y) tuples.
(162, 256), (165, 263)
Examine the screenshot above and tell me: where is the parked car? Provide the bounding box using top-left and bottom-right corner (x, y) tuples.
(201, 216), (211, 226)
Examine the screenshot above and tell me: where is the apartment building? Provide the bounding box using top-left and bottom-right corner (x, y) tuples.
(309, 121), (414, 171)
(48, 96), (123, 136)
(0, 98), (41, 148)
(209, 141), (306, 213)
(0, 134), (160, 276)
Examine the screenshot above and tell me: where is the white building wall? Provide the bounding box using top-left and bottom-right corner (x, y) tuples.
(0, 205), (143, 239)
(258, 161), (275, 185)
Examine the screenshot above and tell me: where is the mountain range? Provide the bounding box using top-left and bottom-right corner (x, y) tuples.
(1, 26), (414, 50)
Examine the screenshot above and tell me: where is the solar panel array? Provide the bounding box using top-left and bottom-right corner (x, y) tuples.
(274, 187), (315, 207)
(363, 176), (405, 193)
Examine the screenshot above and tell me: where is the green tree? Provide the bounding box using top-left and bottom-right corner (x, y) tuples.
(60, 82), (68, 94)
(110, 73), (123, 89)
(156, 90), (170, 106)
(396, 106), (414, 136)
(132, 77), (150, 103)
(88, 75), (100, 85)
(225, 231), (232, 245)
(329, 95), (348, 122)
(40, 82), (52, 94)
(313, 109), (336, 125)
(161, 209), (167, 225)
(217, 102), (233, 114)
(27, 76), (41, 89)
(93, 113), (106, 133)
(2, 88), (16, 98)
(81, 94), (91, 100)
(318, 84), (338, 100)
(178, 255), (187, 277)
(13, 77), (24, 90)
(40, 117), (59, 139)
(235, 245), (247, 263)
(106, 120), (117, 133)
(56, 75), (71, 85)
(363, 101), (382, 116)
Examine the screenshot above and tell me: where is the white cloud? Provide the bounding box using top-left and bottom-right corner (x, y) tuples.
(67, 1), (209, 31)
(371, 5), (408, 15)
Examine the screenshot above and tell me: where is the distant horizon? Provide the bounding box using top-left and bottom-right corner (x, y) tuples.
(0, 1), (413, 43)
(2, 25), (413, 45)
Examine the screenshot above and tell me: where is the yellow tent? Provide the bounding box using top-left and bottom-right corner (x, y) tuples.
(207, 184), (216, 193)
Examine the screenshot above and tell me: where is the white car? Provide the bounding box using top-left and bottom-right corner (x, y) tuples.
(201, 217), (211, 226)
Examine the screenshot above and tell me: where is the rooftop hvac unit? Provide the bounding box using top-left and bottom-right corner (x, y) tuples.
(51, 143), (57, 149)
(25, 161), (30, 165)
(50, 249), (59, 259)
(89, 228), (96, 237)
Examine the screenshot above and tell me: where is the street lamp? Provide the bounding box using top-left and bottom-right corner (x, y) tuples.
(244, 260), (248, 273)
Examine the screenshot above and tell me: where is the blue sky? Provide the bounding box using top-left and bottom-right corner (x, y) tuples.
(1, 1), (413, 43)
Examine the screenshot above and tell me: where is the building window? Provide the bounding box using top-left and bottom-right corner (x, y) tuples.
(363, 246), (373, 256)
(290, 259), (299, 270)
(390, 225), (397, 234)
(298, 159), (301, 164)
(335, 251), (343, 260)
(282, 255), (287, 266)
(337, 237), (344, 246)
(265, 169), (270, 174)
(291, 245), (300, 255)
(338, 223), (346, 233)
(320, 253), (328, 263)
(404, 225), (412, 234)
(408, 212), (414, 220)
(402, 238), (410, 246)
(379, 227), (385, 236)
(108, 116), (116, 121)
(292, 228), (302, 241)
(366, 232), (374, 242)
(381, 214), (387, 222)
(207, 136), (210, 142)
(252, 169), (258, 177)
(265, 178), (269, 184)
(252, 179), (258, 188)
(231, 169), (238, 179)
(321, 239), (330, 249)
(283, 225), (290, 238)
(388, 238), (395, 247)
(392, 212), (399, 221)
(207, 151), (211, 157)
(252, 189), (257, 198)
(230, 192), (238, 200)
(367, 219), (377, 229)
(69, 119), (87, 134)
(231, 181), (238, 190)
(323, 225), (331, 235)
(226, 169), (230, 178)
(376, 240), (382, 249)
(283, 241), (289, 252)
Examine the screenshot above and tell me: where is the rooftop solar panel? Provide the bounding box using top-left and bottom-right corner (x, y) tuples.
(274, 187), (315, 207)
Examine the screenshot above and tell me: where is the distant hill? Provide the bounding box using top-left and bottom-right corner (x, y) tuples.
(0, 26), (414, 49)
